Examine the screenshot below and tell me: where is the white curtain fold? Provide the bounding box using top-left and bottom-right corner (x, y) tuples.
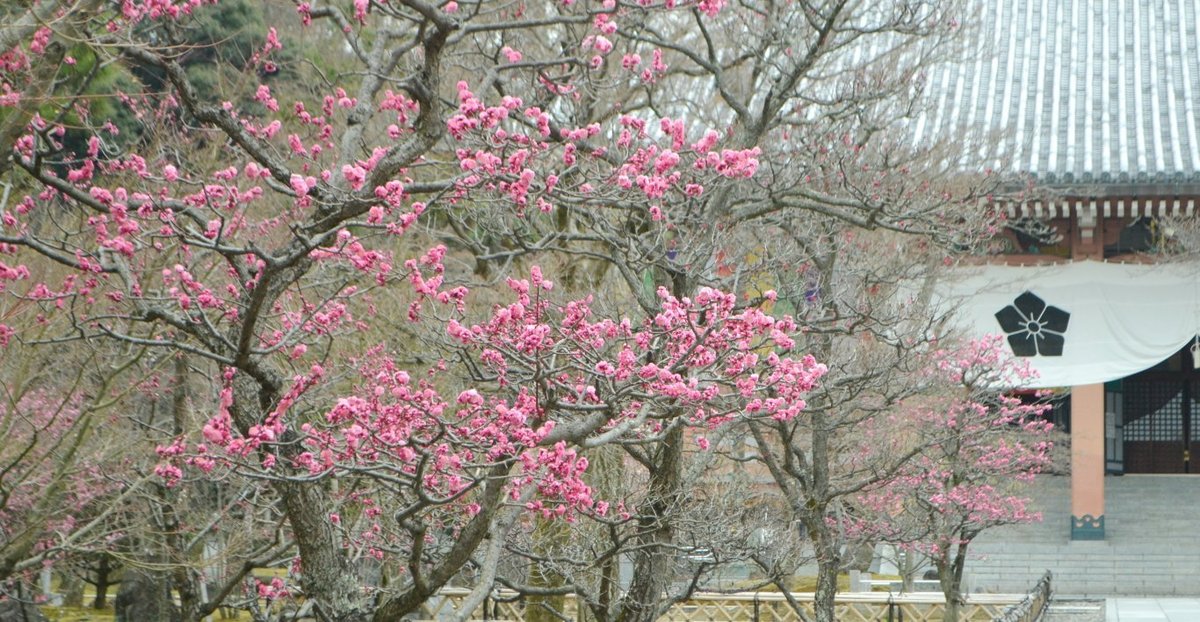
(939, 261), (1200, 388)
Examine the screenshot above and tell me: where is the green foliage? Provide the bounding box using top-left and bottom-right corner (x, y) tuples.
(57, 44), (143, 149)
(183, 0), (300, 95)
(39, 607), (115, 622)
(0, 40), (142, 161)
(188, 0), (267, 69)
(126, 0), (281, 102)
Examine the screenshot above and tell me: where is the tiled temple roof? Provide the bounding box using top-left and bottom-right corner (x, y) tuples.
(912, 0), (1200, 189)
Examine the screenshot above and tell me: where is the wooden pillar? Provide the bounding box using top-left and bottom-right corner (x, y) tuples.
(1074, 201), (1099, 259)
(1070, 383), (1105, 540)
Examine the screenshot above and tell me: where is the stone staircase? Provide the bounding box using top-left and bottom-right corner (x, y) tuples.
(965, 475), (1200, 596)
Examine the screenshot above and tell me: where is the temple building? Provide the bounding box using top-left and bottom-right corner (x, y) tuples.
(913, 0), (1200, 594)
(902, 0), (1200, 600)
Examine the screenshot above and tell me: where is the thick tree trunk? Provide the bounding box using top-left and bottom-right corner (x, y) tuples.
(807, 376), (839, 622)
(900, 550), (917, 592)
(172, 563), (202, 622)
(61, 571), (84, 608)
(934, 543), (969, 622)
(93, 554), (113, 609)
(114, 568), (179, 622)
(617, 425), (685, 622)
(943, 590), (961, 622)
(810, 525), (842, 622)
(278, 481), (373, 622)
(226, 375), (371, 622)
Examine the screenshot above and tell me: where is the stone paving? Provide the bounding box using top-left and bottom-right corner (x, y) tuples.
(1105, 598), (1200, 621)
(1041, 598), (1200, 621)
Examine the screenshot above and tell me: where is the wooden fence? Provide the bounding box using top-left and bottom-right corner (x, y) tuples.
(419, 588), (1026, 622)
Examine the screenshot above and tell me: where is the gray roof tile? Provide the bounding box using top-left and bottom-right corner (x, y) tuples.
(924, 0), (1200, 186)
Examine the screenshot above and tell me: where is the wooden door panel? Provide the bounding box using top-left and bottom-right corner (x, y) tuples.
(1123, 380), (1186, 473)
(1124, 441), (1186, 474)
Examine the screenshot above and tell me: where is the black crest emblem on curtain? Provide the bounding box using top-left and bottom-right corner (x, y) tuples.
(994, 291), (1070, 357)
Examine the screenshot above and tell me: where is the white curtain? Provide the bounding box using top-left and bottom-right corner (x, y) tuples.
(939, 261), (1200, 388)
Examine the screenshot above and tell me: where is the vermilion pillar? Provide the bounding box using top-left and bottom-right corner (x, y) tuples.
(1070, 383), (1105, 540)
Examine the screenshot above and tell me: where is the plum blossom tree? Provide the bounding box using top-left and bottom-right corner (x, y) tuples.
(847, 336), (1056, 622)
(2, 0), (997, 620)
(0, 388), (100, 585)
(425, 3), (999, 620)
(0, 1), (792, 619)
(3, 13), (824, 612)
(0, 330), (138, 580)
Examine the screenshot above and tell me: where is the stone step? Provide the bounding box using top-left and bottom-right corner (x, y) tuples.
(1040, 599), (1105, 622)
(962, 474), (1200, 596)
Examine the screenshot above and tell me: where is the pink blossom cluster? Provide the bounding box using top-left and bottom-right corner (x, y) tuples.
(311, 229), (395, 286)
(443, 84), (765, 220)
(117, 0), (217, 22)
(446, 268), (826, 430)
(844, 336), (1055, 555)
(151, 266), (824, 541)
